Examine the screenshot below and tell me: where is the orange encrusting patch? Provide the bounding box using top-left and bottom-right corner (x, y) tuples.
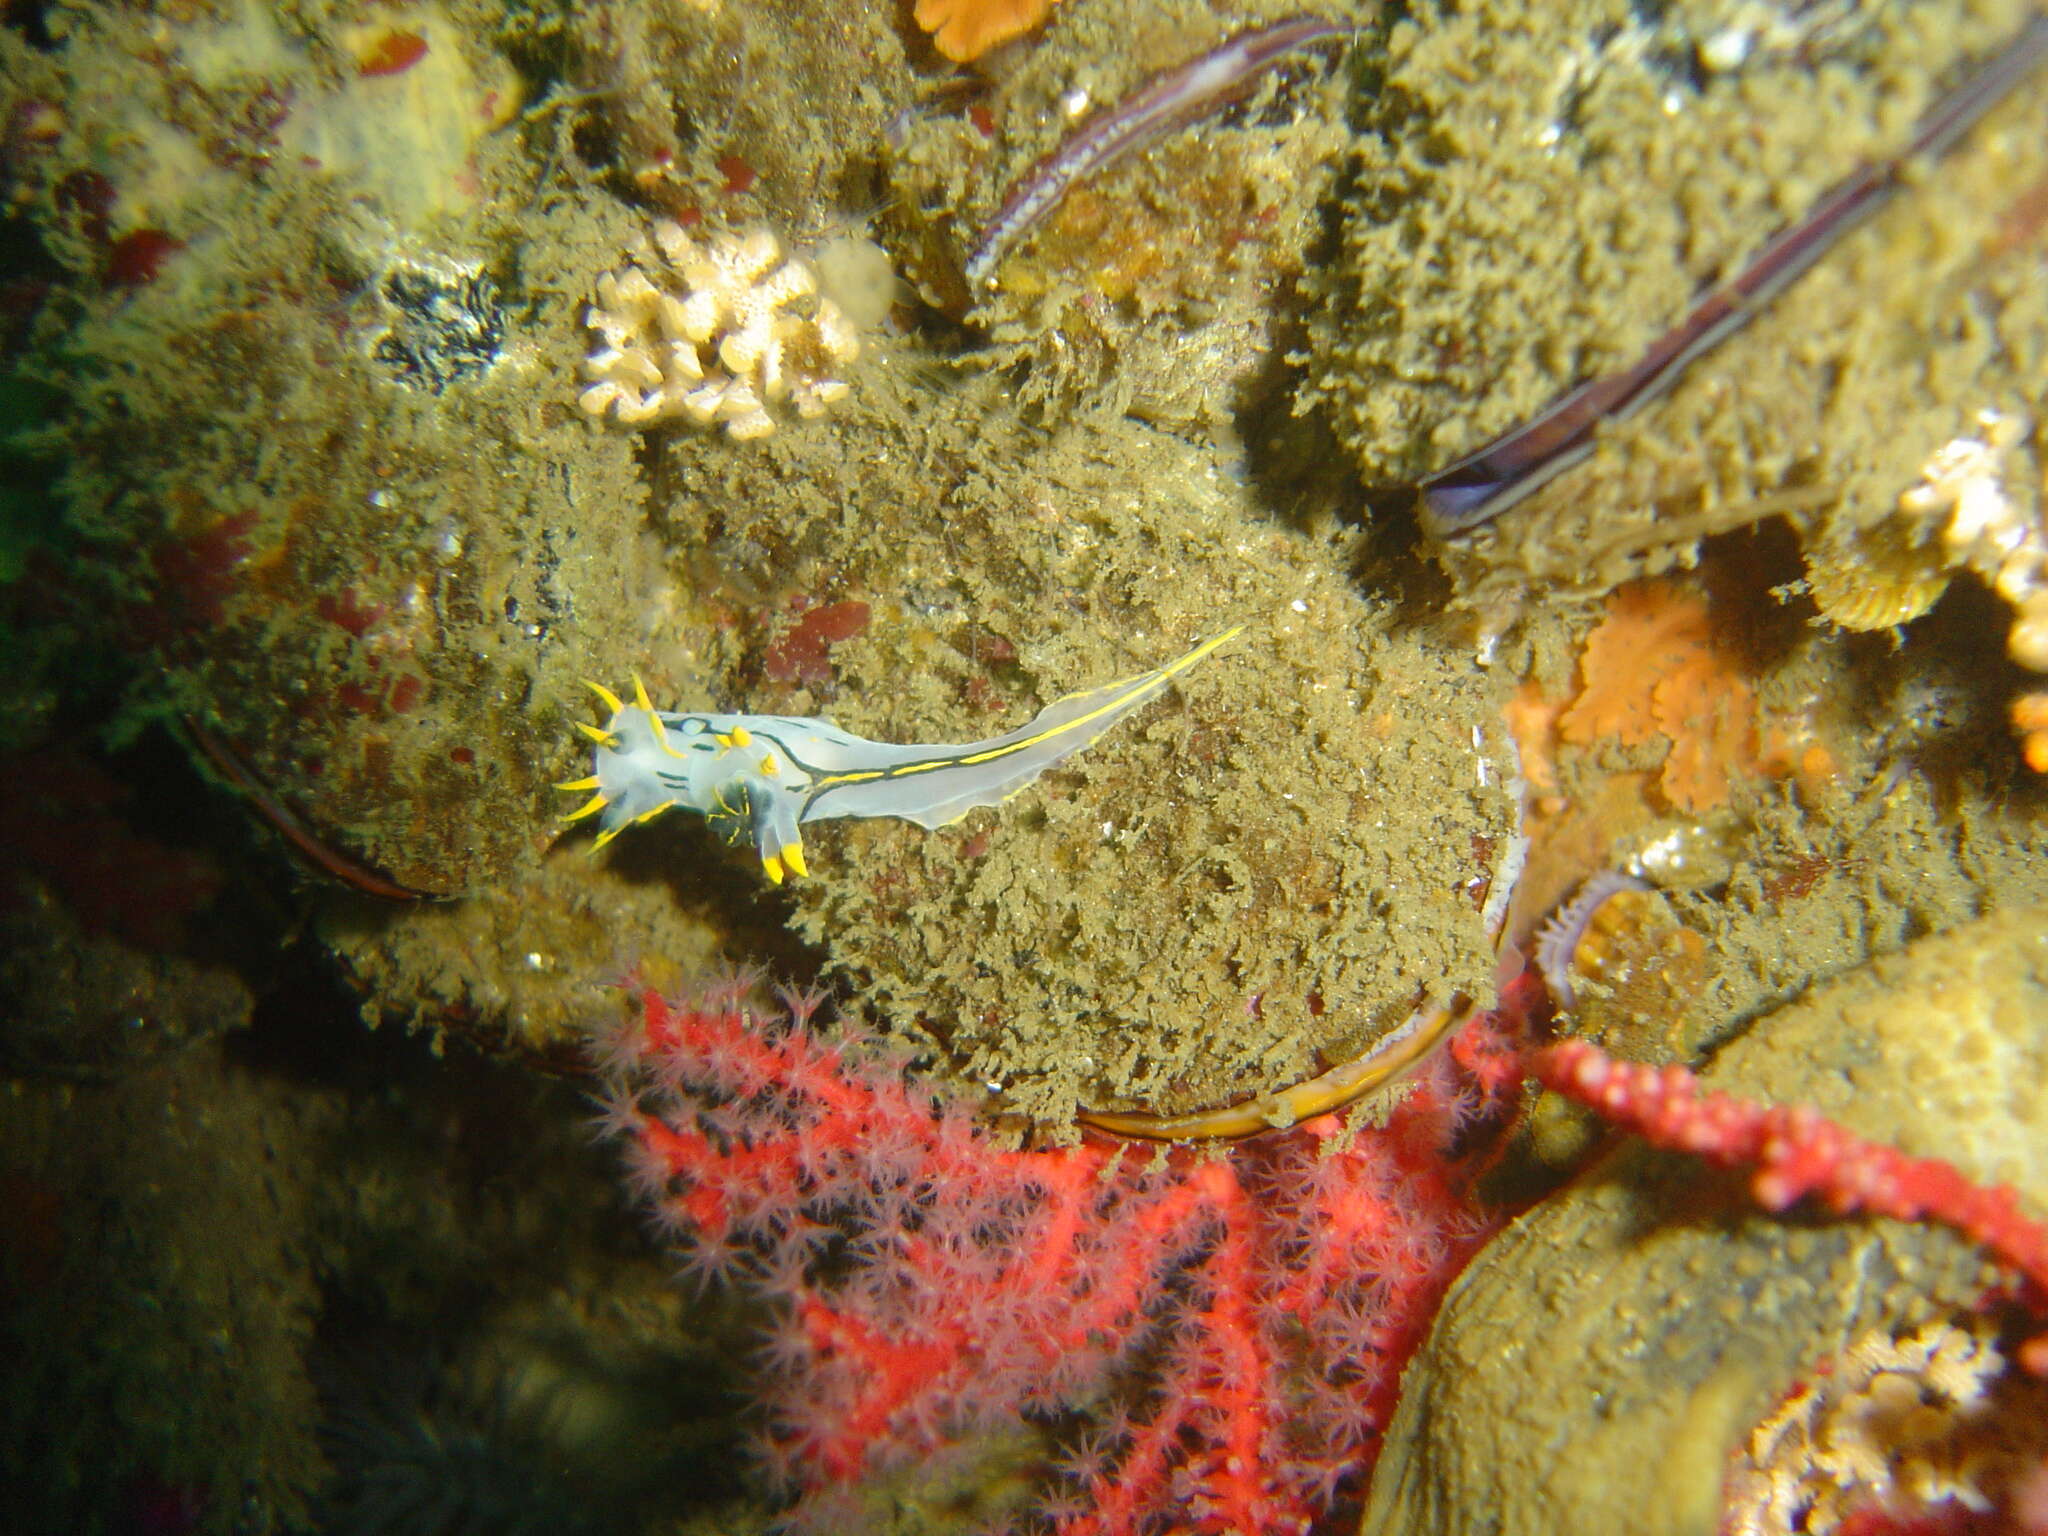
(913, 0), (1058, 62)
(354, 28), (429, 77)
(1555, 580), (1762, 814)
(1651, 661), (1755, 813)
(2013, 693), (2048, 773)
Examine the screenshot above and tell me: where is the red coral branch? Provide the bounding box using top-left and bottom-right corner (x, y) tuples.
(1531, 1038), (2048, 1308)
(596, 980), (1525, 1533)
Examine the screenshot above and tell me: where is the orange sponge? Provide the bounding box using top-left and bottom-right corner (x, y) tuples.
(1558, 580), (1759, 813)
(914, 0), (1057, 61)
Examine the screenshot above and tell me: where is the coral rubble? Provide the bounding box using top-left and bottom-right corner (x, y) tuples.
(579, 223), (860, 440)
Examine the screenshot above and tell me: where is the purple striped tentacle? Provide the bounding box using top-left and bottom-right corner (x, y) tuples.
(1534, 870), (1648, 1010)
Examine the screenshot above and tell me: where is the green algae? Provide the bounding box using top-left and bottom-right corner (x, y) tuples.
(9, 0), (2048, 1530)
(0, 1043), (332, 1531)
(0, 998), (720, 1535)
(11, 1), (654, 898)
(634, 391), (1516, 1124)
(883, 0), (1348, 422)
(569, 0), (914, 247)
(1369, 1), (2048, 621)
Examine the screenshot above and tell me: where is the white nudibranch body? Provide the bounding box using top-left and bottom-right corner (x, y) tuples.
(559, 628), (1240, 884)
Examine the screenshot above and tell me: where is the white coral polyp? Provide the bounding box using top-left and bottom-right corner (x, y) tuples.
(579, 223), (861, 441)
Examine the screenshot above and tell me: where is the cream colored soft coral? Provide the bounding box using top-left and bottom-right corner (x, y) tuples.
(578, 223), (859, 441)
(1890, 410), (2048, 770)
(1723, 1316), (2048, 1535)
(1903, 410), (2048, 669)
(1808, 408), (2048, 769)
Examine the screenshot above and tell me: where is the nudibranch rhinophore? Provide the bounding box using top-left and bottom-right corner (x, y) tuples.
(559, 627), (1240, 883)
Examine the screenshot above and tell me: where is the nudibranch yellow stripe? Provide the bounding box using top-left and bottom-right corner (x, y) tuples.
(559, 626), (1241, 883)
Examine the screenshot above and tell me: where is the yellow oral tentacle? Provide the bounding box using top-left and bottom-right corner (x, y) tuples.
(561, 792), (610, 824)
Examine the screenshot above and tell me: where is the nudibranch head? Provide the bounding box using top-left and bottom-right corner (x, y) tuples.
(557, 677), (812, 883)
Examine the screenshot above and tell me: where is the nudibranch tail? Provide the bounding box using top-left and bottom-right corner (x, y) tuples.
(558, 626), (1241, 883)
(799, 624), (1245, 829)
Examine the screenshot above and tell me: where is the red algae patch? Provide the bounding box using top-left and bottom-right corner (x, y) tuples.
(351, 29), (429, 78)
(763, 598), (871, 686)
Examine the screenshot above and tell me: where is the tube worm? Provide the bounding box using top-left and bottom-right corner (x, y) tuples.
(965, 16), (1352, 288)
(1419, 17), (2048, 537)
(1076, 992), (1470, 1141)
(184, 716), (436, 901)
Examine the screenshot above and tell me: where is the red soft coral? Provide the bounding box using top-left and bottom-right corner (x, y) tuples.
(595, 978), (1526, 1533)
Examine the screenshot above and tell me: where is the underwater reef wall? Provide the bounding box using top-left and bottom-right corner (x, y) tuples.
(6, 0), (2048, 1526)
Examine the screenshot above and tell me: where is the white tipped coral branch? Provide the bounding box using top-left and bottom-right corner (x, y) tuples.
(1906, 410), (2048, 669)
(578, 223), (860, 441)
(1888, 409), (2048, 769)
